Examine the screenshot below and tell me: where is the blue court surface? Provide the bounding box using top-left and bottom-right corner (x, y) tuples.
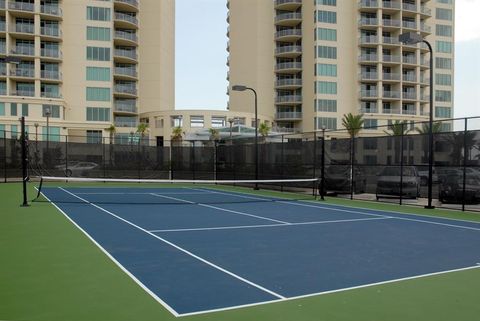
(41, 186), (480, 317)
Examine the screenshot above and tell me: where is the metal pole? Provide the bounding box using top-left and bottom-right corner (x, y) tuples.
(3, 130), (6, 183)
(462, 118), (468, 211)
(191, 141), (195, 181)
(102, 137), (106, 179)
(321, 128), (326, 201)
(250, 88), (259, 189)
(312, 132), (317, 196)
(65, 134), (68, 177)
(400, 122), (405, 206)
(20, 117), (29, 207)
(281, 134), (285, 192)
(424, 40), (435, 209)
(350, 134), (355, 200)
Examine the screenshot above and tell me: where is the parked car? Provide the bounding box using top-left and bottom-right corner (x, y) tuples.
(439, 175), (480, 204)
(418, 168), (439, 185)
(324, 165), (366, 194)
(376, 166), (420, 199)
(60, 162), (99, 177)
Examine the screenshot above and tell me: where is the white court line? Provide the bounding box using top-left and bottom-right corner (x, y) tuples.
(58, 187), (286, 301)
(150, 193), (291, 225)
(38, 189), (180, 317)
(74, 192), (210, 195)
(148, 217), (391, 233)
(197, 188), (480, 233)
(178, 264), (480, 317)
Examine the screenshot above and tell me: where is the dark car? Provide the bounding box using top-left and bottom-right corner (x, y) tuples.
(439, 175), (480, 204)
(376, 166), (420, 199)
(324, 165), (366, 194)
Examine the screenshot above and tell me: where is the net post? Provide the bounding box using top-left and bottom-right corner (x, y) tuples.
(462, 117), (468, 212)
(20, 116), (29, 207)
(35, 177), (44, 201)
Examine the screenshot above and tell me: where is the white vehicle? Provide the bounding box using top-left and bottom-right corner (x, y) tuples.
(64, 162), (99, 177)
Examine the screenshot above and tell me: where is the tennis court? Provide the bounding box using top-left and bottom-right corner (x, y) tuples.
(39, 184), (480, 317)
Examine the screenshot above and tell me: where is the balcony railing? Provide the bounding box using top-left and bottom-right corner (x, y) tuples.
(114, 85), (137, 95)
(114, 49), (137, 60)
(275, 62), (302, 71)
(0, 65), (6, 76)
(41, 91), (61, 98)
(361, 90), (378, 98)
(115, 31), (137, 43)
(360, 36), (378, 44)
(11, 46), (35, 56)
(272, 127), (299, 134)
(382, 19), (401, 27)
(275, 0), (302, 7)
(41, 70), (61, 80)
(275, 29), (302, 39)
(402, 92), (417, 100)
(275, 111), (303, 119)
(383, 90), (401, 98)
(276, 78), (302, 87)
(402, 108), (417, 115)
(41, 27), (61, 37)
(359, 18), (378, 26)
(420, 5), (431, 16)
(382, 73), (400, 80)
(114, 12), (138, 26)
(40, 4), (62, 16)
(402, 21), (417, 29)
(9, 1), (34, 12)
(420, 23), (431, 33)
(275, 95), (302, 104)
(15, 24), (35, 34)
(402, 56), (416, 64)
(360, 106), (378, 113)
(41, 48), (61, 58)
(359, 54), (378, 62)
(403, 74), (417, 82)
(115, 101), (138, 113)
(383, 108), (401, 114)
(115, 119), (138, 128)
(360, 72), (378, 80)
(10, 68), (35, 77)
(114, 67), (137, 78)
(402, 3), (417, 11)
(0, 0), (4, 9)
(275, 45), (302, 55)
(383, 36), (400, 45)
(115, 0), (139, 8)
(275, 12), (302, 23)
(382, 55), (401, 63)
(382, 1), (401, 9)
(12, 89), (35, 97)
(0, 44), (5, 54)
(359, 0), (379, 8)
(0, 21), (5, 32)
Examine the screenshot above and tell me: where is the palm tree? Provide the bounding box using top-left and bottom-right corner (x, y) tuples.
(342, 113), (364, 138)
(208, 128), (220, 143)
(384, 120), (410, 164)
(171, 126), (183, 145)
(258, 122), (271, 142)
(105, 124), (116, 144)
(136, 123), (149, 145)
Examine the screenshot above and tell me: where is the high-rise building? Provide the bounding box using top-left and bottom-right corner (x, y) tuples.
(0, 0), (175, 143)
(226, 0), (455, 135)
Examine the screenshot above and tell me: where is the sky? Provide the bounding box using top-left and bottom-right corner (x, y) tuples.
(175, 0), (480, 118)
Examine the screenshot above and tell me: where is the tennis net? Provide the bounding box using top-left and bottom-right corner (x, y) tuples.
(33, 176), (320, 205)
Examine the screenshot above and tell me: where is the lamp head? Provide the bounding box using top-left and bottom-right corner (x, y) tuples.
(399, 32), (423, 45)
(232, 85), (247, 91)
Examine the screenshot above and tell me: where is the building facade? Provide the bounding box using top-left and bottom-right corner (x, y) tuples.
(226, 0), (455, 135)
(0, 0), (175, 143)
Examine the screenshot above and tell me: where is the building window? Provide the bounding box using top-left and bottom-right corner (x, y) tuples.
(435, 57), (452, 69)
(436, 74), (451, 86)
(87, 130), (103, 144)
(315, 28), (337, 41)
(436, 41), (452, 53)
(86, 7), (111, 21)
(316, 45), (337, 59)
(86, 87), (111, 101)
(171, 115), (183, 127)
(315, 117), (337, 130)
(42, 126), (61, 142)
(315, 99), (337, 112)
(190, 116), (204, 128)
(315, 81), (337, 94)
(435, 107), (451, 118)
(436, 24), (452, 37)
(315, 0), (336, 5)
(87, 46), (111, 61)
(436, 8), (452, 21)
(86, 67), (110, 81)
(315, 10), (337, 24)
(211, 116), (226, 128)
(315, 63), (337, 77)
(21, 103), (28, 117)
(155, 118), (164, 128)
(0, 102), (4, 116)
(364, 119), (378, 130)
(435, 90), (451, 102)
(86, 26), (111, 41)
(86, 107), (110, 122)
(43, 105), (61, 118)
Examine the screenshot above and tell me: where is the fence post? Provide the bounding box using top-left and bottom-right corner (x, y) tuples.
(102, 137), (106, 179)
(170, 141), (174, 180)
(350, 135), (355, 200)
(20, 117), (29, 206)
(321, 128), (326, 200)
(214, 141), (218, 181)
(191, 141), (196, 181)
(462, 118), (468, 211)
(399, 123), (405, 206)
(3, 130), (6, 183)
(64, 134), (68, 177)
(312, 133), (317, 196)
(281, 135), (285, 192)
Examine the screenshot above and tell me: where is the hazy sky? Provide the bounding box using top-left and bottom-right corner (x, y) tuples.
(175, 0), (480, 119)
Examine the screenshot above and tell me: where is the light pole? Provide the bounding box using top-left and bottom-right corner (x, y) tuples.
(321, 126), (326, 201)
(399, 32), (434, 209)
(228, 118), (234, 139)
(44, 106), (51, 150)
(232, 85), (258, 189)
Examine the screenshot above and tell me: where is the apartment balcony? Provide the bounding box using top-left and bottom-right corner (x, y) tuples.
(359, 18), (378, 27)
(402, 108), (417, 115)
(420, 23), (431, 34)
(114, 12), (138, 28)
(360, 71), (378, 81)
(360, 105), (378, 113)
(0, 0), (4, 10)
(41, 70), (62, 81)
(114, 0), (139, 12)
(420, 76), (430, 85)
(382, 54), (401, 64)
(420, 58), (430, 68)
(274, 0), (302, 11)
(40, 4), (62, 19)
(420, 95), (430, 102)
(359, 35), (379, 45)
(383, 90), (401, 99)
(275, 111), (303, 120)
(383, 108), (401, 114)
(420, 5), (432, 17)
(359, 0), (379, 10)
(382, 36), (400, 46)
(114, 67), (138, 79)
(11, 89), (35, 97)
(275, 78), (302, 89)
(13, 24), (35, 35)
(115, 120), (138, 128)
(402, 3), (417, 12)
(0, 21), (5, 33)
(275, 95), (302, 105)
(114, 100), (138, 114)
(11, 46), (35, 56)
(275, 29), (302, 42)
(114, 30), (138, 46)
(359, 54), (378, 63)
(275, 45), (302, 58)
(0, 65), (6, 76)
(382, 73), (401, 81)
(114, 49), (138, 62)
(275, 62), (302, 73)
(272, 127), (300, 134)
(402, 74), (417, 82)
(114, 85), (138, 97)
(275, 13), (302, 27)
(382, 19), (401, 28)
(41, 91), (61, 98)
(40, 27), (62, 40)
(402, 21), (417, 30)
(402, 56), (417, 65)
(402, 92), (417, 100)
(8, 1), (34, 12)
(41, 48), (62, 60)
(0, 44), (6, 55)
(360, 90), (378, 98)
(382, 1), (401, 10)
(10, 68), (34, 78)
